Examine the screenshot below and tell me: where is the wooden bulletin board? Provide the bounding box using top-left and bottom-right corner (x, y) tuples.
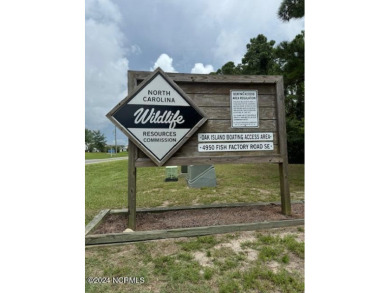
(126, 70), (291, 221)
(129, 71), (285, 164)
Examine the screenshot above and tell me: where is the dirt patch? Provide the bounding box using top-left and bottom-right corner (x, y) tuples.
(193, 251), (213, 267)
(268, 260), (280, 273)
(265, 255), (304, 276)
(214, 236), (258, 268)
(285, 253), (304, 275)
(92, 203), (304, 234)
(214, 234), (257, 254)
(278, 231), (305, 243)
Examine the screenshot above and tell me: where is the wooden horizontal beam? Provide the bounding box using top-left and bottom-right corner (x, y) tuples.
(177, 83), (275, 95)
(85, 209), (110, 236)
(109, 200), (305, 214)
(188, 93), (276, 107)
(85, 219), (304, 245)
(130, 71), (282, 84)
(200, 106), (276, 120)
(135, 155), (283, 167)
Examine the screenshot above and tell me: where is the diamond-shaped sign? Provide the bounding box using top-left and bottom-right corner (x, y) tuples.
(107, 68), (208, 166)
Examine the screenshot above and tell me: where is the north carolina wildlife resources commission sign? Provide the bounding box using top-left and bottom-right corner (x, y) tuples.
(107, 68), (208, 166)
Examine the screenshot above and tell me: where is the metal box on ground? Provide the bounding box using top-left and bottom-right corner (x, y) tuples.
(187, 165), (217, 188)
(181, 165), (188, 174)
(165, 166), (178, 182)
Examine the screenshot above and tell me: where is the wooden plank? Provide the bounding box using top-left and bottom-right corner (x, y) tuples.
(135, 155), (283, 167)
(187, 94), (276, 107)
(198, 119), (277, 133)
(200, 106), (276, 120)
(137, 146), (279, 157)
(128, 71), (137, 95)
(128, 137), (137, 230)
(173, 144), (280, 157)
(109, 200), (305, 214)
(137, 146), (279, 159)
(85, 219), (304, 245)
(85, 209), (110, 236)
(275, 77), (291, 216)
(177, 82), (276, 95)
(127, 71), (138, 230)
(132, 71), (281, 84)
(278, 163), (291, 214)
(133, 74), (275, 94)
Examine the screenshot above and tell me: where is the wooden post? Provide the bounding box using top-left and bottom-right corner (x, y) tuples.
(279, 162), (291, 215)
(275, 77), (291, 216)
(128, 139), (137, 230)
(127, 71), (137, 230)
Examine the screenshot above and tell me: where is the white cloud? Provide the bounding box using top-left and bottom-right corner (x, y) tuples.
(86, 0), (122, 23)
(201, 0), (304, 66)
(130, 44), (142, 55)
(191, 63), (215, 74)
(85, 0), (129, 131)
(213, 30), (244, 65)
(151, 53), (177, 72)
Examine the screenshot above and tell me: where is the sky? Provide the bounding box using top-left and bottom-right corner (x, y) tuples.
(85, 0), (305, 147)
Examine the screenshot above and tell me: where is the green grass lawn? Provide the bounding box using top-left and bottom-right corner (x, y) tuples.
(85, 152), (128, 160)
(85, 162), (304, 224)
(85, 162), (304, 292)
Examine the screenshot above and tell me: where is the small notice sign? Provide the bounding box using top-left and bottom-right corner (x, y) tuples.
(198, 142), (274, 152)
(198, 132), (273, 142)
(230, 90), (258, 128)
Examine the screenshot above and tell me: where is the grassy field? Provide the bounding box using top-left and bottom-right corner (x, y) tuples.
(85, 152), (128, 160)
(86, 227), (304, 292)
(85, 162), (304, 224)
(85, 162), (304, 292)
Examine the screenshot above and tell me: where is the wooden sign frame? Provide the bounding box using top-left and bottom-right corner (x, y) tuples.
(125, 70), (291, 230)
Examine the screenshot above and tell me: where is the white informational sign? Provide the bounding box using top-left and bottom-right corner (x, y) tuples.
(198, 142), (274, 152)
(125, 74), (194, 161)
(230, 90), (259, 128)
(198, 132), (273, 142)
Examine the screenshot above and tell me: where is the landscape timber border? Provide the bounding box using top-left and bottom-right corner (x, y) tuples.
(85, 201), (304, 246)
(122, 71), (292, 230)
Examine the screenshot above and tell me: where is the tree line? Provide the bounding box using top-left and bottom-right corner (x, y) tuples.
(213, 1), (304, 163)
(85, 129), (107, 152)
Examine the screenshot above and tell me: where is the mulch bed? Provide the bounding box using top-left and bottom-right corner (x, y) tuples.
(91, 203), (304, 234)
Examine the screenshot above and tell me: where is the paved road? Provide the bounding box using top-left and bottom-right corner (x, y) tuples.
(85, 157), (128, 165)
